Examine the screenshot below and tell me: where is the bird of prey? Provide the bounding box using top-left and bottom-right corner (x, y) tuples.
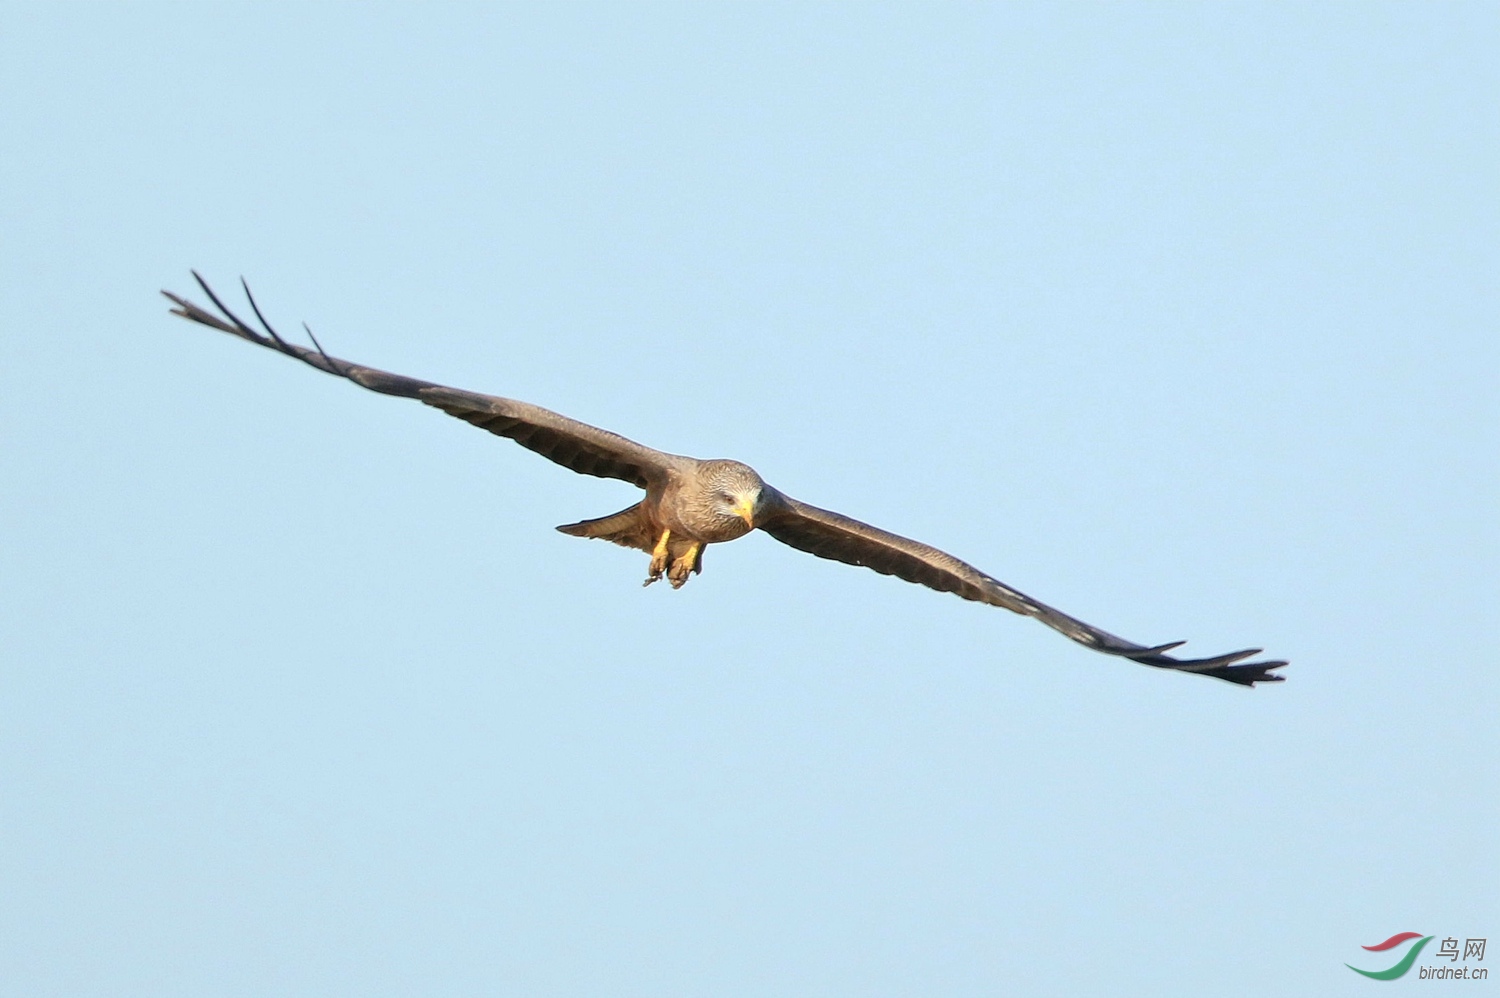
(164, 274), (1286, 686)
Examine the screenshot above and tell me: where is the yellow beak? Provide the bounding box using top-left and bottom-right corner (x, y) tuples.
(731, 495), (756, 528)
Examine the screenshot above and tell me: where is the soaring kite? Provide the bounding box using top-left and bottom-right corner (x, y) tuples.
(165, 274), (1286, 686)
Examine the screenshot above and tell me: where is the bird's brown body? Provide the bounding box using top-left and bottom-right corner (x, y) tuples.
(164, 274), (1287, 686)
(558, 459), (766, 588)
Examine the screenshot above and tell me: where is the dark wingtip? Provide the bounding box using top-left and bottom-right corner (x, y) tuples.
(237, 276), (283, 344)
(163, 281), (244, 336)
(1185, 647), (1263, 670)
(161, 289), (190, 316)
(1199, 659), (1289, 687)
(1123, 643), (1288, 687)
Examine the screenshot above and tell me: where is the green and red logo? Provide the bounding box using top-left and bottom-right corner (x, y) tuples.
(1347, 931), (1488, 980)
(1347, 932), (1433, 980)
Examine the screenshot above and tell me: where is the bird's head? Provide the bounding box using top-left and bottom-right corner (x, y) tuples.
(702, 460), (771, 531)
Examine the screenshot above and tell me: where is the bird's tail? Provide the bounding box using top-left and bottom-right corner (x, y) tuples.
(556, 503), (655, 552)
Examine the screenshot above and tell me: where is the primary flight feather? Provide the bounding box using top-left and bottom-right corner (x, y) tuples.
(164, 274), (1286, 686)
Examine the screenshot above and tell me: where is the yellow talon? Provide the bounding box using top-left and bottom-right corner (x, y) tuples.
(644, 528), (672, 586)
(668, 542), (701, 589)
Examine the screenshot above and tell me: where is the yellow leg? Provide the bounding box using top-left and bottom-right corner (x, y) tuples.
(667, 541), (702, 589)
(643, 529), (671, 586)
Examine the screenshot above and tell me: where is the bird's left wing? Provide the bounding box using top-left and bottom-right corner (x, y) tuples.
(164, 274), (682, 489)
(757, 492), (1286, 686)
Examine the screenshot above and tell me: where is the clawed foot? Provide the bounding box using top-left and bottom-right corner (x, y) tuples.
(667, 542), (701, 589)
(644, 529), (671, 586)
(643, 552), (667, 587)
(644, 530), (701, 589)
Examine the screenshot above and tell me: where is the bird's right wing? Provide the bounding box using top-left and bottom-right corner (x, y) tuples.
(757, 492), (1287, 686)
(164, 274), (683, 489)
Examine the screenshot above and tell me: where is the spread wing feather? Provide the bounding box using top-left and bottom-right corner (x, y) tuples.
(163, 274), (678, 489)
(758, 494), (1286, 686)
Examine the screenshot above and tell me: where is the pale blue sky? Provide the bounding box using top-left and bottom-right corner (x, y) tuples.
(1, 4), (1495, 996)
